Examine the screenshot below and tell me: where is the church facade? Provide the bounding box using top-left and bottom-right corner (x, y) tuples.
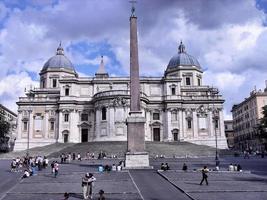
(15, 42), (228, 151)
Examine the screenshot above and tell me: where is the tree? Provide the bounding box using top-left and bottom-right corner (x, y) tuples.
(0, 119), (10, 139)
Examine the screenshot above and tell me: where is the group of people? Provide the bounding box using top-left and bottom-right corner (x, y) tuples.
(58, 151), (111, 163)
(99, 162), (124, 172)
(228, 163), (242, 172)
(10, 157), (23, 172)
(243, 149), (266, 159)
(11, 155), (49, 177)
(82, 173), (96, 200)
(59, 152), (81, 163)
(160, 163), (170, 171)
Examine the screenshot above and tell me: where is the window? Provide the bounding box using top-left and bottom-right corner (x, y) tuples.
(187, 120), (192, 129)
(215, 119), (219, 129)
(153, 113), (160, 120)
(52, 79), (57, 88)
(65, 88), (69, 96)
(64, 114), (69, 122)
(199, 117), (207, 129)
(41, 79), (45, 88)
(81, 113), (88, 121)
(102, 107), (107, 120)
(171, 112), (178, 121)
(198, 78), (201, 86)
(225, 124), (228, 130)
(34, 115), (42, 131)
(186, 77), (191, 86)
(171, 87), (176, 95)
(23, 122), (28, 131)
(50, 121), (54, 131)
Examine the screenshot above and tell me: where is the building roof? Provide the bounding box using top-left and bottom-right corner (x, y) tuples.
(167, 41), (201, 70)
(0, 104), (17, 117)
(231, 90), (267, 112)
(42, 43), (76, 73)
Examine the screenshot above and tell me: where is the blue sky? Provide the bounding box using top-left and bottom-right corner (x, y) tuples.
(1, 0), (267, 119)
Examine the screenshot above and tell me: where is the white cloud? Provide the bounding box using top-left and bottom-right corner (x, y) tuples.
(0, 0), (267, 119)
(0, 2), (8, 21)
(204, 71), (246, 91)
(0, 72), (38, 112)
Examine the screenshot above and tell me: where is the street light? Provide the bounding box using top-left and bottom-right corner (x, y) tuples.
(211, 87), (220, 167)
(26, 90), (34, 158)
(214, 115), (219, 166)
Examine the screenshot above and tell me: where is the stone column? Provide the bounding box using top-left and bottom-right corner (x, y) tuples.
(178, 110), (183, 139)
(95, 109), (100, 140)
(17, 112), (22, 140)
(130, 15), (140, 112)
(192, 111), (198, 138)
(127, 12), (145, 153)
(167, 111), (172, 141)
(125, 6), (149, 168)
(58, 111), (63, 142)
(208, 111), (213, 137)
(55, 110), (59, 142)
(28, 111), (33, 149)
(44, 111), (49, 139)
(109, 107), (115, 138)
(70, 110), (79, 143)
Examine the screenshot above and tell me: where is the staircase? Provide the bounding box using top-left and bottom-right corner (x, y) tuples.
(49, 141), (226, 158)
(0, 143), (75, 159)
(0, 141), (231, 159)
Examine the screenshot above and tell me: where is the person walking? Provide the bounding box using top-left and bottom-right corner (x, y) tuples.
(77, 153), (81, 161)
(82, 173), (96, 200)
(54, 161), (59, 178)
(51, 161), (55, 174)
(200, 166), (209, 185)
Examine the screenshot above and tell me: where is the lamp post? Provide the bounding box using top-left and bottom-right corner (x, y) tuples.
(211, 87), (220, 167)
(26, 116), (29, 157)
(26, 91), (34, 158)
(214, 115), (219, 166)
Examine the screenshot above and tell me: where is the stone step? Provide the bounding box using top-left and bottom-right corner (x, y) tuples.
(0, 141), (232, 159)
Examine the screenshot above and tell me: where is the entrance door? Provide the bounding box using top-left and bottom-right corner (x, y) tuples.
(64, 134), (68, 143)
(173, 132), (178, 141)
(153, 128), (160, 141)
(81, 129), (88, 142)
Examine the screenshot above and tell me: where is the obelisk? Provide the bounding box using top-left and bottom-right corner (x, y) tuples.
(125, 2), (150, 168)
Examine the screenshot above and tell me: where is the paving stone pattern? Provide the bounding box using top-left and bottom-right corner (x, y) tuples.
(160, 170), (267, 200)
(2, 161), (141, 200)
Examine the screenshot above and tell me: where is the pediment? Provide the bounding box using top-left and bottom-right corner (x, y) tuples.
(78, 122), (91, 127)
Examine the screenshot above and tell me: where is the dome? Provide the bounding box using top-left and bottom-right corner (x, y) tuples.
(167, 42), (201, 70)
(42, 43), (75, 72)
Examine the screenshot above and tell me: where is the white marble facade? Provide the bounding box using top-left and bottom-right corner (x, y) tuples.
(15, 43), (228, 150)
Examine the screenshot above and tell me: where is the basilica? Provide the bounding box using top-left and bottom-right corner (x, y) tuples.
(14, 41), (228, 151)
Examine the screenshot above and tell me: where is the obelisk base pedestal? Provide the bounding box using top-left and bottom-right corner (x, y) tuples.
(125, 151), (151, 169)
(125, 112), (151, 169)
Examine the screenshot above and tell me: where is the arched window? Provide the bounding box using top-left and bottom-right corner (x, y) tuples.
(102, 107), (107, 120)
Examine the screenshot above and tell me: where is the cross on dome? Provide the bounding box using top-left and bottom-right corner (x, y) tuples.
(56, 41), (64, 55)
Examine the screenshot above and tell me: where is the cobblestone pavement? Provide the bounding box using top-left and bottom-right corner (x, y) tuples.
(158, 170), (267, 200)
(1, 156), (267, 200)
(1, 160), (142, 200)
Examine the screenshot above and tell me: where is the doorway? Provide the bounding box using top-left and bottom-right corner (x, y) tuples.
(63, 134), (68, 143)
(81, 129), (88, 142)
(153, 128), (160, 141)
(173, 130), (179, 141)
